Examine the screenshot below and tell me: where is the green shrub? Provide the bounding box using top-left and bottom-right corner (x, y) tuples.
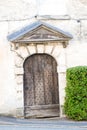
(64, 66), (87, 120)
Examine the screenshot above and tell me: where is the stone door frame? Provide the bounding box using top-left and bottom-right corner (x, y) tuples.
(12, 42), (67, 118)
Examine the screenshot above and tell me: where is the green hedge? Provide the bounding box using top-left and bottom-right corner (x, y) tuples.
(64, 66), (87, 120)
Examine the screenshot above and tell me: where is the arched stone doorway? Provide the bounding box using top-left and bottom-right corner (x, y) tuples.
(7, 21), (72, 118)
(23, 54), (59, 118)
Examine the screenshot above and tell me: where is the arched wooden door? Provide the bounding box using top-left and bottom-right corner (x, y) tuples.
(23, 54), (59, 118)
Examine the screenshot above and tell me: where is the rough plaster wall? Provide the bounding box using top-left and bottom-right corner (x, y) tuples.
(0, 0), (37, 115)
(66, 0), (87, 68)
(0, 0), (87, 116)
(37, 0), (67, 15)
(0, 0), (87, 20)
(0, 0), (37, 20)
(66, 0), (87, 19)
(0, 22), (17, 115)
(66, 42), (87, 68)
(0, 0), (68, 21)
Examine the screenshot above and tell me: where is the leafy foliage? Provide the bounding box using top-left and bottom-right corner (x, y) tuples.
(64, 66), (87, 120)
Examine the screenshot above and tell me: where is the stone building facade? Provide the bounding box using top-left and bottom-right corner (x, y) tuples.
(0, 0), (87, 118)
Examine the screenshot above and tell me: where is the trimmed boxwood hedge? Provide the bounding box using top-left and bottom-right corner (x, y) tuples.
(64, 66), (87, 120)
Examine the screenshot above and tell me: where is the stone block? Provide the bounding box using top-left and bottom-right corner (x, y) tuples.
(0, 0), (37, 20)
(15, 68), (24, 75)
(16, 108), (24, 117)
(16, 46), (29, 59)
(37, 45), (44, 53)
(66, 0), (87, 19)
(45, 44), (53, 54)
(16, 75), (23, 85)
(52, 44), (63, 57)
(27, 45), (36, 55)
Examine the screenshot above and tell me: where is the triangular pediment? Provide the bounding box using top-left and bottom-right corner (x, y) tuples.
(18, 27), (68, 42)
(7, 21), (72, 43)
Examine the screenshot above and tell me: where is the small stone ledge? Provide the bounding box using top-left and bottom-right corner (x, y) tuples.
(16, 108), (24, 118)
(36, 15), (71, 20)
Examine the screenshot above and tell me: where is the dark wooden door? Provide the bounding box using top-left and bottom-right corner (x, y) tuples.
(23, 54), (59, 118)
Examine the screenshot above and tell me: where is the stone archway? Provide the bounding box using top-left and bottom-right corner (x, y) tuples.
(13, 43), (67, 118)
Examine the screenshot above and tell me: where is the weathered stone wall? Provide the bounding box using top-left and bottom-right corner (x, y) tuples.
(66, 0), (87, 19)
(0, 0), (87, 117)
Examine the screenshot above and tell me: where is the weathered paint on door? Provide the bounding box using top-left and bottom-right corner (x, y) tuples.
(23, 54), (59, 118)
